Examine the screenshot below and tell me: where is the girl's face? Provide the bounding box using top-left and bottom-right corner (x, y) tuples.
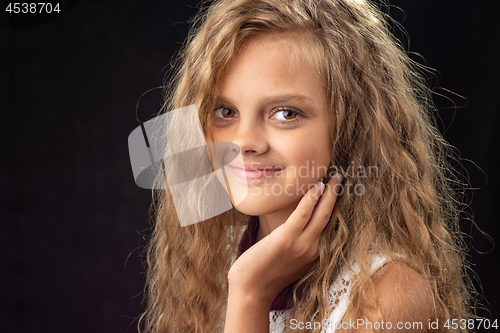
(210, 33), (332, 218)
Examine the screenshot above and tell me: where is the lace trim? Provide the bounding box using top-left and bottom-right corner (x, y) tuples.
(268, 253), (389, 332)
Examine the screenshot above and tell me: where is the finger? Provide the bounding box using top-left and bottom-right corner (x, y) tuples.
(302, 172), (343, 240)
(285, 180), (326, 236)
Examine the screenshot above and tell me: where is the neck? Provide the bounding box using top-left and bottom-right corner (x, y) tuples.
(256, 205), (296, 242)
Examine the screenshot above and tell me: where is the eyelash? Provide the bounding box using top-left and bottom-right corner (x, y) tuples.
(271, 107), (302, 126)
(212, 106), (303, 126)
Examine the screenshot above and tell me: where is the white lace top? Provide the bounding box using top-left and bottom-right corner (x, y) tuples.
(269, 253), (389, 332)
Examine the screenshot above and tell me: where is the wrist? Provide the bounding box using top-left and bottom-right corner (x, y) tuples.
(225, 285), (272, 332)
(227, 283), (274, 308)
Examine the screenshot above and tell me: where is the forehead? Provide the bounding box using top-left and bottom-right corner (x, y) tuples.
(218, 31), (326, 103)
(232, 31), (323, 79)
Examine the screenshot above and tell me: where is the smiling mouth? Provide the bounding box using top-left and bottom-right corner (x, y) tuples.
(228, 165), (285, 180)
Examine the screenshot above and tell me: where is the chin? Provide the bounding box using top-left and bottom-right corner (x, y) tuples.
(232, 192), (300, 217)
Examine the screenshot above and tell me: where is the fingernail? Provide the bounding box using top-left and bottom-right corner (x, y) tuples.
(333, 172), (344, 183)
(315, 181), (325, 195)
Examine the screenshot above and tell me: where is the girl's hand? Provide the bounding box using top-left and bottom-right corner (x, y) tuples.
(227, 173), (344, 305)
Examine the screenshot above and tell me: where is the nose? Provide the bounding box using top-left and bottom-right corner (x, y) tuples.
(231, 119), (270, 156)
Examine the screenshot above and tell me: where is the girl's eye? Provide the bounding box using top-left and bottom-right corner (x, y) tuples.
(214, 107), (238, 119)
(270, 108), (301, 123)
(274, 110), (297, 120)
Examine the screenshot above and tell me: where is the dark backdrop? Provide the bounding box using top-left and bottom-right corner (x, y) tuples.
(1, 1), (499, 332)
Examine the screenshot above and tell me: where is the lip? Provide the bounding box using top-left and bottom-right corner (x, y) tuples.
(228, 163), (285, 180)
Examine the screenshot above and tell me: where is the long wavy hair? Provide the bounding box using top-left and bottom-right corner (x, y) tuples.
(138, 0), (473, 332)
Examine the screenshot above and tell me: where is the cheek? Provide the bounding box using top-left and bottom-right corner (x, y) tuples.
(227, 128), (331, 215)
(209, 127), (229, 143)
(284, 136), (331, 178)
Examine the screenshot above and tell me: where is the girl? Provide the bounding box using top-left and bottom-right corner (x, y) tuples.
(139, 0), (472, 332)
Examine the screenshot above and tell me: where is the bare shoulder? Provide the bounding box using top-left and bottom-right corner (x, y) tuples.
(339, 261), (434, 333)
(371, 261), (434, 332)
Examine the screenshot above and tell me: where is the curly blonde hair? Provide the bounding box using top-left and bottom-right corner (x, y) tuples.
(138, 0), (473, 332)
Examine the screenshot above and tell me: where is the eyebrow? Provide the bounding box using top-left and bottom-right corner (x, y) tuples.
(215, 94), (318, 108)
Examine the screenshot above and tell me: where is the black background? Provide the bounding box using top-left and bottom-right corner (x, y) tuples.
(1, 1), (499, 332)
